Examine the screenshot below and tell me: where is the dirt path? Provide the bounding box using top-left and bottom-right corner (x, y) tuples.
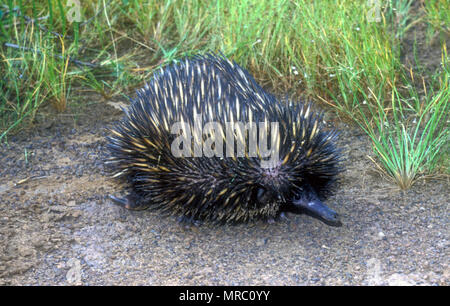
(0, 100), (448, 285)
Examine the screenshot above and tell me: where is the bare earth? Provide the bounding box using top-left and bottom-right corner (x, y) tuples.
(0, 98), (448, 286)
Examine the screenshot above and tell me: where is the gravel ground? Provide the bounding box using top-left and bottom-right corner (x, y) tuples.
(0, 99), (448, 286)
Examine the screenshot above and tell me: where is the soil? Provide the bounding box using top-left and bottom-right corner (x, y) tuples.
(0, 4), (448, 286)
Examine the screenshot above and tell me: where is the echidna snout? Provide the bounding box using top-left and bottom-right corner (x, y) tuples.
(293, 198), (340, 226)
(291, 185), (341, 226)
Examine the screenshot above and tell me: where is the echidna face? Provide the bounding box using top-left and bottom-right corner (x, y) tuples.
(256, 187), (274, 204)
(256, 163), (341, 226)
(249, 103), (342, 226)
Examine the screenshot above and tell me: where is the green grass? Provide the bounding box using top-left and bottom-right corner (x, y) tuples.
(356, 65), (449, 189)
(0, 0), (448, 188)
(424, 0), (450, 39)
(0, 36), (48, 139)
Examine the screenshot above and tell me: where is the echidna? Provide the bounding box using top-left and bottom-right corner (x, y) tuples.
(106, 54), (342, 226)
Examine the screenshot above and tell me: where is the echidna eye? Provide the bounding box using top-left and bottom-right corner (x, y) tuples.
(257, 187), (269, 204)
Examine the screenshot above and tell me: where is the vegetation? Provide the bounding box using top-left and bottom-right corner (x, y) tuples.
(0, 0), (448, 189)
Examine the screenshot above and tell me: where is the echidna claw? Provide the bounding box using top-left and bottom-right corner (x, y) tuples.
(266, 212), (289, 224)
(109, 195), (129, 207)
(266, 218), (276, 224)
(109, 195), (149, 210)
(278, 211), (290, 222)
(177, 215), (203, 227)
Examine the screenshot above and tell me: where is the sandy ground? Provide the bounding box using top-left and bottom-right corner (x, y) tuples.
(0, 98), (448, 286)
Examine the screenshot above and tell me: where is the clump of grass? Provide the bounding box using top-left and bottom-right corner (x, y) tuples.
(356, 58), (449, 189)
(384, 0), (415, 40)
(111, 0), (401, 104)
(45, 38), (71, 112)
(317, 0), (416, 117)
(0, 36), (48, 140)
(115, 0), (213, 64)
(0, 1), (74, 140)
(216, 0), (400, 99)
(0, 1), (136, 140)
(423, 0), (450, 38)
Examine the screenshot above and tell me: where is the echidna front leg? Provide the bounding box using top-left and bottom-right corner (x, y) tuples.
(278, 211), (290, 221)
(176, 215), (203, 227)
(267, 211), (290, 224)
(109, 192), (150, 211)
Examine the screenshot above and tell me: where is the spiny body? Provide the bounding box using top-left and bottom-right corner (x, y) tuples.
(106, 54), (342, 225)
